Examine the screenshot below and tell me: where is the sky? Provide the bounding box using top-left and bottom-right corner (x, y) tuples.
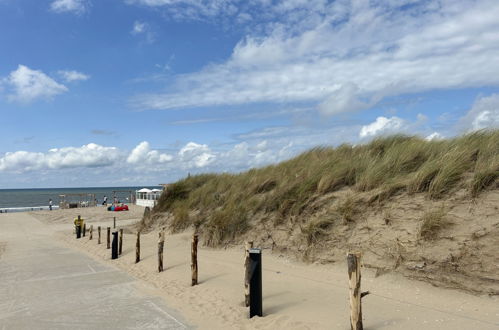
(1, 0), (499, 188)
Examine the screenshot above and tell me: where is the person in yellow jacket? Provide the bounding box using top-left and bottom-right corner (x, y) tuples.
(74, 215), (84, 230)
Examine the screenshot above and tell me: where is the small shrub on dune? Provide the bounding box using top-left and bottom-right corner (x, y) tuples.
(155, 181), (190, 212)
(204, 205), (249, 247)
(409, 160), (440, 194)
(368, 181), (407, 204)
(470, 149), (499, 197)
(336, 195), (360, 223)
(428, 150), (475, 199)
(471, 166), (499, 197)
(169, 202), (191, 233)
(301, 216), (336, 245)
(418, 207), (449, 240)
(253, 179), (277, 194)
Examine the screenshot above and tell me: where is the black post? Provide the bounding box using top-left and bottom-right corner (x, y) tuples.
(82, 223), (86, 237)
(112, 231), (118, 259)
(249, 248), (263, 318)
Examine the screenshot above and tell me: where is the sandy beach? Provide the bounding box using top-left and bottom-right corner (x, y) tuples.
(4, 206), (491, 329)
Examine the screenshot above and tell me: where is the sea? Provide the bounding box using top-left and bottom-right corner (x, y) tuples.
(0, 186), (161, 212)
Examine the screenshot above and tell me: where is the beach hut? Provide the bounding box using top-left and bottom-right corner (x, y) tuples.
(135, 188), (162, 207)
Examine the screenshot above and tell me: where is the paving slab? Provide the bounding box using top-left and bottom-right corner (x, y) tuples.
(0, 212), (190, 330)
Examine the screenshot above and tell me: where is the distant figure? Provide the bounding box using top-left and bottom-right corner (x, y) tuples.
(103, 195), (108, 205)
(49, 199), (53, 211)
(114, 197), (118, 204)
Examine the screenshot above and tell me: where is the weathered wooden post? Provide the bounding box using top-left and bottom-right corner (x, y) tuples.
(244, 241), (254, 307)
(107, 227), (111, 249)
(158, 229), (165, 272)
(89, 225), (93, 240)
(135, 231), (140, 263)
(98, 226), (101, 244)
(119, 229), (123, 255)
(113, 216), (116, 229)
(82, 223), (86, 237)
(191, 234), (198, 286)
(347, 252), (369, 330)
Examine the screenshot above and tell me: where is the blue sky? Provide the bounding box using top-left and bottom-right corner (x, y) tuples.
(1, 0), (499, 188)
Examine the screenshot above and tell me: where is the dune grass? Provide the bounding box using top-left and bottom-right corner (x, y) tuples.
(152, 130), (498, 245)
(418, 207), (450, 240)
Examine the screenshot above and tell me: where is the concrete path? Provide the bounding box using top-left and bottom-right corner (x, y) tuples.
(0, 213), (190, 330)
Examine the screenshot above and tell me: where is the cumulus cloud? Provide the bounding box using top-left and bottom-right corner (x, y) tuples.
(130, 0), (499, 116)
(127, 141), (173, 164)
(3, 65), (67, 103)
(359, 116), (406, 138)
(461, 94), (499, 131)
(178, 142), (215, 168)
(0, 143), (120, 172)
(425, 132), (444, 141)
(50, 0), (88, 14)
(58, 70), (90, 82)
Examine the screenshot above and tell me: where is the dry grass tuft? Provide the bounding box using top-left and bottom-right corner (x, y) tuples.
(418, 207), (450, 240)
(336, 195), (360, 223)
(301, 216), (336, 245)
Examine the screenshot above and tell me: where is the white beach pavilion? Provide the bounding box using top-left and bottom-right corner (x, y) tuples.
(135, 188), (162, 208)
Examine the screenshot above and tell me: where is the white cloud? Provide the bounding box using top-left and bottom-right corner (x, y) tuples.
(127, 141), (173, 164)
(425, 132), (444, 141)
(132, 21), (147, 34)
(318, 83), (373, 116)
(3, 65), (67, 103)
(0, 143), (120, 172)
(461, 94), (499, 131)
(359, 116), (405, 138)
(50, 0), (88, 14)
(130, 0), (499, 116)
(58, 70), (90, 82)
(178, 142), (215, 168)
(130, 20), (155, 43)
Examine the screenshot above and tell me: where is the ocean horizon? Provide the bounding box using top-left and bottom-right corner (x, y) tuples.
(0, 186), (161, 209)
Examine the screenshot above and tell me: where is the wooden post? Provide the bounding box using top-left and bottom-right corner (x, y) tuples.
(113, 216), (116, 229)
(244, 241), (254, 307)
(158, 230), (165, 272)
(191, 234), (198, 286)
(107, 227), (111, 249)
(82, 223), (86, 237)
(89, 225), (93, 240)
(347, 252), (363, 330)
(119, 229), (123, 255)
(98, 226), (101, 244)
(135, 232), (140, 263)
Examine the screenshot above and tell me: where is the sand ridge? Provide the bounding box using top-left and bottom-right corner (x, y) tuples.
(29, 206), (499, 329)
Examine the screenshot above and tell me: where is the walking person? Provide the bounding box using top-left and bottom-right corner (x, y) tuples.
(49, 199), (53, 211)
(103, 195), (108, 205)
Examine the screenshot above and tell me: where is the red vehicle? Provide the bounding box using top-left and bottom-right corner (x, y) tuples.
(107, 204), (129, 211)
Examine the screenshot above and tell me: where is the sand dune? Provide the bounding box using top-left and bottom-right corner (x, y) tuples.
(27, 206), (499, 329)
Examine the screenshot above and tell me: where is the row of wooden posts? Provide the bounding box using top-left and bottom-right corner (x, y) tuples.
(77, 220), (368, 327)
(79, 222), (199, 285)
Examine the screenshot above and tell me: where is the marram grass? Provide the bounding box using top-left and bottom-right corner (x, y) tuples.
(153, 130), (499, 245)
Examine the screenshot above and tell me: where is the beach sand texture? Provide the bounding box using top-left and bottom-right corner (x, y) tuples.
(21, 206), (499, 329)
